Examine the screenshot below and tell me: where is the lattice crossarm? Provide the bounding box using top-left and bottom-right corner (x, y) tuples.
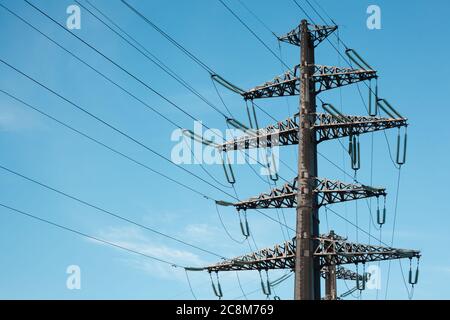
(242, 65), (300, 100)
(206, 241), (295, 272)
(315, 178), (386, 207)
(278, 23), (337, 47)
(314, 113), (408, 143)
(232, 178), (386, 210)
(315, 234), (421, 267)
(218, 114), (300, 152)
(313, 65), (377, 93)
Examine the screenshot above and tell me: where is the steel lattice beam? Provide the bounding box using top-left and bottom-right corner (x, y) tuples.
(207, 240), (295, 272)
(314, 113), (407, 142)
(242, 65), (376, 100)
(218, 113), (407, 151)
(278, 23), (337, 47)
(315, 231), (421, 267)
(314, 65), (377, 93)
(205, 233), (419, 271)
(233, 177), (386, 211)
(242, 65), (301, 100)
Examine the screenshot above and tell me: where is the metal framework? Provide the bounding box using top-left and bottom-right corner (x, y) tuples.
(241, 64), (377, 100)
(314, 65), (377, 93)
(205, 231), (420, 271)
(232, 177), (386, 211)
(315, 231), (421, 267)
(203, 20), (420, 300)
(278, 22), (337, 47)
(218, 113), (407, 151)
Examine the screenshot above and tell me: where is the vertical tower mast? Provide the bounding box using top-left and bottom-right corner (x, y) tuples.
(198, 18), (420, 301)
(295, 19), (319, 300)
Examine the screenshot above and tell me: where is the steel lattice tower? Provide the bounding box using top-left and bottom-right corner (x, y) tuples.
(201, 20), (420, 300)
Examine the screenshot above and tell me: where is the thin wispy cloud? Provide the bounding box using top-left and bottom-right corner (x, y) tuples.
(90, 226), (209, 281)
(0, 102), (44, 132)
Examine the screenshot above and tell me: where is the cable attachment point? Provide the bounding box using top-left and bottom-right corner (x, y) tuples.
(209, 271), (223, 299)
(396, 126), (408, 166)
(221, 152), (236, 184)
(377, 98), (404, 119)
(245, 100), (260, 130)
(368, 78), (379, 116)
(211, 74), (245, 95)
(345, 48), (374, 70)
(264, 150), (279, 182)
(259, 270), (272, 297)
(349, 134), (361, 171)
(182, 129), (218, 147)
(356, 263), (366, 291)
(408, 258), (420, 286)
(238, 210), (250, 238)
(377, 195), (387, 226)
(322, 102), (349, 123)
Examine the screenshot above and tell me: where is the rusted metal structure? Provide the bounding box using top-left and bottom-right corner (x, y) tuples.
(205, 20), (420, 300)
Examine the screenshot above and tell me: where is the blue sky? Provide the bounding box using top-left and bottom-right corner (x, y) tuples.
(0, 0), (449, 300)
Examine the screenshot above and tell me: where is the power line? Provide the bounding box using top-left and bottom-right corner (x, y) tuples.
(77, 0), (229, 119)
(217, 0), (290, 70)
(120, 0), (214, 75)
(325, 206), (389, 247)
(106, 1), (299, 190)
(0, 202), (184, 268)
(302, 0), (331, 26)
(0, 56), (237, 200)
(184, 270), (198, 300)
(0, 19), (297, 235)
(0, 87), (293, 238)
(2, 56), (298, 259)
(26, 0), (278, 187)
(0, 2), (179, 128)
(0, 163), (227, 259)
(309, 0), (338, 25)
(2, 2), (284, 196)
(291, 0), (316, 23)
(118, 0), (287, 124)
(73, 0), (289, 186)
(236, 0), (277, 37)
(22, 0), (211, 127)
(0, 88), (211, 200)
(385, 166), (403, 299)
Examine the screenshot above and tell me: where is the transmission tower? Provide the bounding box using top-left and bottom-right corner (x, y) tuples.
(202, 20), (420, 300)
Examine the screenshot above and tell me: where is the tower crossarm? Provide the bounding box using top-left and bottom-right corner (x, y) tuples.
(315, 232), (421, 267)
(205, 240), (367, 281)
(205, 236), (414, 278)
(233, 178), (385, 211)
(314, 65), (377, 93)
(241, 65), (376, 100)
(278, 23), (337, 47)
(206, 240), (296, 272)
(316, 178), (386, 207)
(242, 65), (301, 100)
(234, 177), (298, 211)
(219, 113), (300, 152)
(315, 113), (407, 142)
(218, 113), (406, 151)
